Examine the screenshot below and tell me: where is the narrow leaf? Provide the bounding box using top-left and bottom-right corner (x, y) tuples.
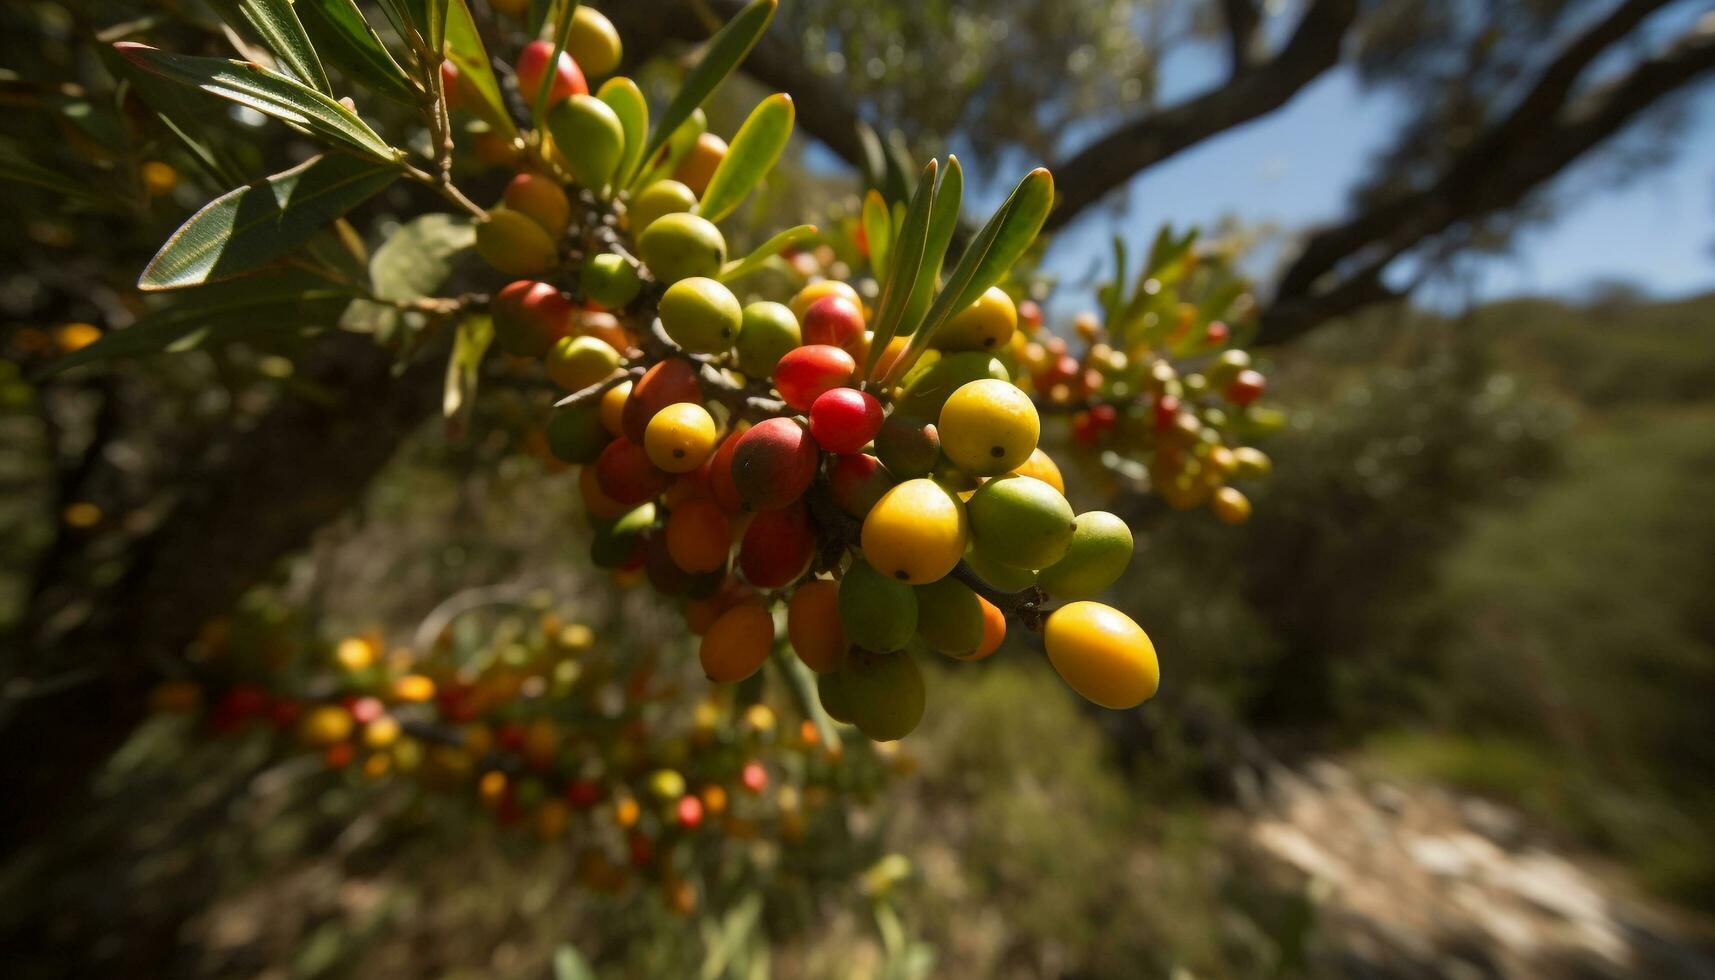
(881, 129), (915, 203)
(444, 0), (517, 137)
(882, 167), (1053, 387)
(0, 143), (106, 205)
(140, 153), (399, 290)
(341, 213), (474, 338)
(531, 0), (580, 131)
(219, 0), (331, 94)
(629, 0), (776, 187)
(861, 190), (891, 279)
(114, 43), (401, 161)
(863, 160), (935, 381)
(855, 120), (887, 194)
(299, 0), (418, 106)
(896, 155), (963, 338)
(422, 0), (448, 63)
(716, 224), (818, 284)
(443, 312), (492, 418)
(697, 93), (793, 223)
(598, 77), (649, 195)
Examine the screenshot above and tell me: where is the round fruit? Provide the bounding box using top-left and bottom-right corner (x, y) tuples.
(737, 502), (815, 588)
(644, 402), (718, 473)
(787, 579), (845, 672)
(1037, 511), (1132, 599)
(938, 379), (1039, 476)
(838, 560), (917, 653)
(800, 294), (864, 352)
(1233, 447), (1271, 480)
(1043, 602), (1159, 709)
(809, 387), (883, 454)
(567, 5), (622, 77)
(548, 94), (625, 190)
(706, 428), (746, 512)
(579, 252), (641, 309)
(966, 475), (1076, 570)
(789, 279), (861, 320)
(773, 345), (855, 412)
(827, 452), (895, 517)
(623, 359), (702, 442)
(913, 577), (983, 657)
(476, 207), (557, 276)
(672, 132), (727, 197)
(1211, 486), (1252, 525)
(545, 335), (620, 392)
(502, 173), (570, 238)
(962, 546), (1037, 592)
(729, 418), (819, 510)
(1225, 369), (1266, 406)
(839, 648), (925, 741)
(861, 478), (967, 584)
(1011, 447), (1065, 495)
(629, 180), (698, 234)
(491, 279), (571, 357)
(873, 415), (939, 478)
(893, 351), (1010, 421)
(299, 704), (353, 746)
(735, 301), (801, 378)
(659, 277), (742, 354)
(817, 670), (854, 723)
(546, 403), (611, 464)
(637, 212), (726, 284)
(600, 380), (631, 436)
(967, 597), (1006, 661)
(933, 286), (1016, 352)
(516, 40), (587, 106)
(665, 498), (730, 573)
(596, 437), (672, 506)
(698, 601), (774, 683)
(579, 464), (630, 520)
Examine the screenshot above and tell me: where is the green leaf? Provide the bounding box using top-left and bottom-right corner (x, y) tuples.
(422, 0), (448, 64)
(896, 155), (963, 338)
(697, 93), (793, 223)
(443, 312), (491, 418)
(882, 167), (1053, 387)
(531, 0), (580, 131)
(881, 128), (916, 203)
(0, 143), (106, 206)
(37, 272), (355, 377)
(218, 0), (331, 94)
(863, 159), (936, 381)
(1103, 234), (1128, 329)
(861, 189), (891, 279)
(113, 43), (401, 161)
(716, 224), (818, 284)
(630, 0), (777, 187)
(855, 120), (887, 195)
(775, 649), (840, 753)
(341, 213), (475, 339)
(140, 153), (399, 291)
(598, 77), (649, 196)
(298, 0), (418, 106)
(443, 0), (516, 137)
(552, 944), (597, 980)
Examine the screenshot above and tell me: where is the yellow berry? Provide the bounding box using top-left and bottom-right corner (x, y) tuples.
(644, 402), (718, 473)
(860, 478), (968, 584)
(1043, 602), (1159, 709)
(933, 286), (1017, 352)
(938, 379), (1039, 476)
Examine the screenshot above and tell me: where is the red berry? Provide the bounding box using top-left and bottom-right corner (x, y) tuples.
(808, 387), (883, 453)
(629, 831), (654, 867)
(707, 429), (746, 513)
(827, 452), (895, 516)
(346, 695), (386, 725)
(1153, 394), (1181, 433)
(1072, 412), (1099, 446)
(492, 280), (573, 357)
(516, 40), (587, 107)
(498, 722), (527, 752)
(740, 760), (768, 794)
(1204, 321), (1229, 346)
(800, 295), (864, 352)
(596, 437), (673, 506)
(623, 359), (702, 443)
(729, 418), (820, 510)
(440, 60), (463, 111)
(565, 779), (603, 808)
(1090, 403), (1118, 429)
(1225, 369), (1266, 406)
(773, 345), (855, 412)
(738, 502), (815, 589)
(676, 794), (704, 829)
(269, 698), (303, 731)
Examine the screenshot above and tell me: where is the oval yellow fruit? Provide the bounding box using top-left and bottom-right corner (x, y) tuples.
(1043, 601), (1159, 709)
(860, 478), (967, 584)
(938, 378), (1039, 476)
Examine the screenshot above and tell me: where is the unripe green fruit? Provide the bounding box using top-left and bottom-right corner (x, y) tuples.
(591, 502), (655, 568)
(817, 670), (854, 723)
(893, 351), (1010, 420)
(967, 475), (1076, 570)
(962, 547), (1037, 592)
(546, 403), (612, 464)
(567, 5), (622, 78)
(548, 94), (625, 191)
(476, 207), (558, 276)
(659, 277), (742, 354)
(734, 301), (801, 378)
(874, 415), (940, 479)
(1037, 511), (1132, 599)
(580, 253), (641, 309)
(913, 577), (984, 656)
(638, 212), (726, 284)
(839, 648), (925, 741)
(629, 180), (698, 235)
(546, 335), (621, 392)
(839, 560), (917, 653)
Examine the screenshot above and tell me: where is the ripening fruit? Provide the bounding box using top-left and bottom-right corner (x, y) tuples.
(800, 294), (865, 352)
(1011, 447), (1065, 495)
(938, 379), (1040, 476)
(962, 546), (1037, 592)
(873, 415), (940, 479)
(672, 132), (728, 197)
(698, 600), (774, 683)
(623, 359), (702, 442)
(601, 380), (631, 436)
(299, 704), (354, 747)
(590, 502), (654, 568)
(567, 5), (622, 78)
(893, 351), (1010, 421)
(580, 464), (631, 520)
(966, 475), (1076, 570)
(492, 279), (571, 357)
(638, 212), (726, 284)
(596, 437), (672, 506)
(933, 286), (1017, 352)
(787, 579), (845, 672)
(549, 94), (625, 190)
(913, 577), (983, 657)
(659, 277), (742, 354)
(546, 335), (620, 392)
(773, 345), (855, 412)
(730, 418), (819, 510)
(1043, 602), (1159, 709)
(839, 648), (925, 741)
(1207, 349), (1251, 387)
(839, 560), (917, 652)
(705, 428), (747, 512)
(580, 252), (641, 309)
(827, 452), (895, 517)
(1233, 446), (1271, 480)
(861, 478), (967, 584)
(1037, 511), (1132, 599)
(503, 173), (570, 238)
(546, 403), (612, 464)
(789, 279), (861, 321)
(738, 502), (815, 588)
(629, 179), (698, 234)
(644, 402), (718, 473)
(809, 387), (883, 454)
(516, 40), (588, 107)
(817, 670), (854, 722)
(1211, 486), (1252, 525)
(735, 301), (801, 378)
(476, 207), (557, 276)
(967, 596), (1006, 661)
(665, 499), (730, 573)
(1224, 369), (1266, 406)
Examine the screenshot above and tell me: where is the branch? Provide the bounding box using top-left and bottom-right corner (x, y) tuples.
(1219, 0), (1263, 76)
